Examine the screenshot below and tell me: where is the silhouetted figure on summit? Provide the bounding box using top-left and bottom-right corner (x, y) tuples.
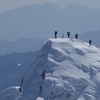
(67, 32), (70, 38)
(55, 31), (57, 39)
(89, 40), (92, 46)
(75, 33), (78, 39)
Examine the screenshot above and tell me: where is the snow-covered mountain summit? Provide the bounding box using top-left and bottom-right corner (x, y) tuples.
(1, 38), (100, 100)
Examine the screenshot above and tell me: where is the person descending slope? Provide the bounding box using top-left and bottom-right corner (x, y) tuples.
(19, 87), (22, 92)
(39, 70), (46, 95)
(19, 77), (23, 92)
(42, 70), (45, 80)
(39, 86), (42, 95)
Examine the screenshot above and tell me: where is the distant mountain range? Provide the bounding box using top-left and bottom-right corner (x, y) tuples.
(0, 51), (37, 91)
(0, 3), (100, 40)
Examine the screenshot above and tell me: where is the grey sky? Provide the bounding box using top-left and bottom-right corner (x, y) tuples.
(0, 0), (100, 13)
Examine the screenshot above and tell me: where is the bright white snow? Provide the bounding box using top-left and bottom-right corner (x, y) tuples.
(1, 38), (100, 100)
(36, 97), (44, 100)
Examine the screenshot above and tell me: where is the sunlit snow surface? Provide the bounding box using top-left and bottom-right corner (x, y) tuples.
(1, 38), (100, 100)
(36, 97), (44, 100)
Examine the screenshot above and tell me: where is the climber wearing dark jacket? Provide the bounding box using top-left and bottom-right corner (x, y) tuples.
(42, 70), (45, 80)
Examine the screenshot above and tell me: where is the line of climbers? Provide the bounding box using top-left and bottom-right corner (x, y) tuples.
(39, 70), (46, 95)
(19, 70), (46, 95)
(54, 31), (92, 46)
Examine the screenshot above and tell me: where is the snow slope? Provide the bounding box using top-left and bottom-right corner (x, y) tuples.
(1, 38), (100, 100)
(0, 86), (20, 100)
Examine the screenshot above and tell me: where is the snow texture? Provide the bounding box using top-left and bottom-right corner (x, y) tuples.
(1, 38), (100, 100)
(36, 97), (44, 100)
(0, 86), (20, 100)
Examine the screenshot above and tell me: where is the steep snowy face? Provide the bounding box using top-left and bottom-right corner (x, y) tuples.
(14, 38), (100, 100)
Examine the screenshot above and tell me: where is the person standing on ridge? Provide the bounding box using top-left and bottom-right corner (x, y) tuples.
(89, 40), (92, 46)
(67, 32), (70, 38)
(75, 33), (78, 39)
(55, 31), (57, 39)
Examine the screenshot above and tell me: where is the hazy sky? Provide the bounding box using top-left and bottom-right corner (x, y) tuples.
(0, 0), (100, 13)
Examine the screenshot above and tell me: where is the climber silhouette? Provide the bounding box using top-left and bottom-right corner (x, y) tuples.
(39, 86), (42, 95)
(89, 40), (92, 46)
(42, 70), (45, 80)
(19, 87), (22, 92)
(55, 31), (57, 39)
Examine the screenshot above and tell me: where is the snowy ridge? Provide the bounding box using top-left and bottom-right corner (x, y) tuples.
(1, 38), (100, 100)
